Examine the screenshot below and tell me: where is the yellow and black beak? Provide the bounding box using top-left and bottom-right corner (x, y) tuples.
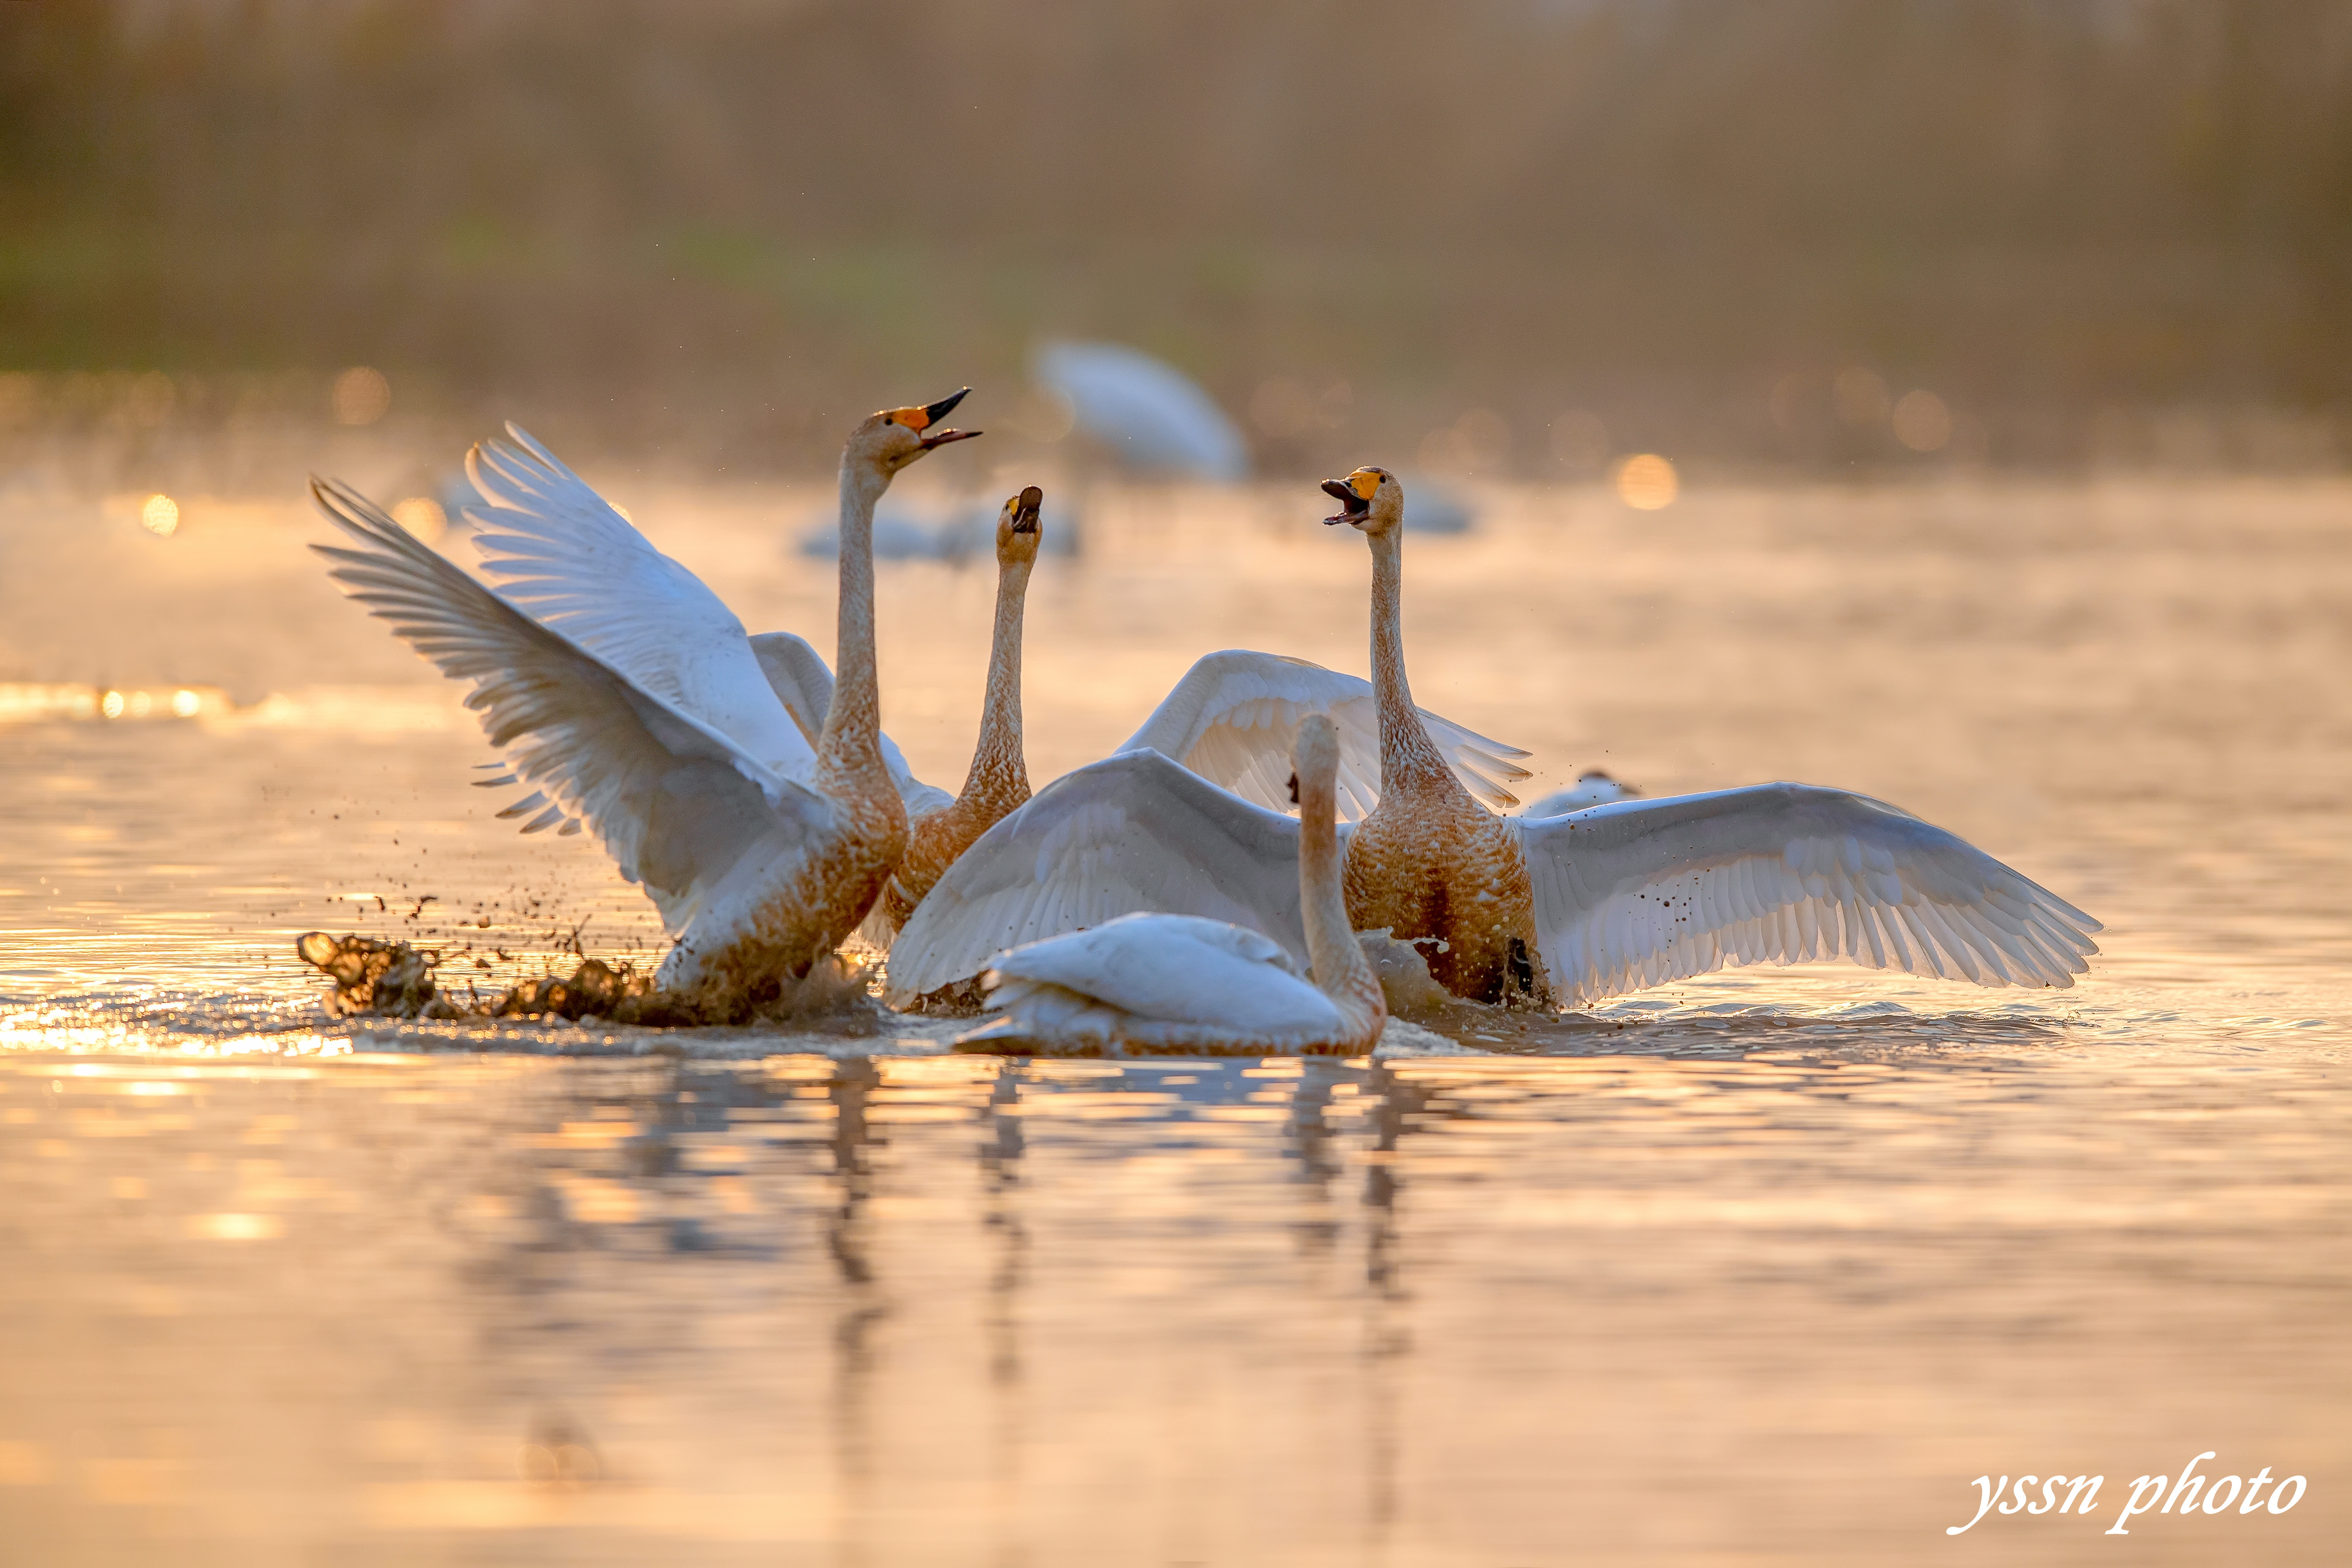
(917, 387), (979, 449)
(1321, 472), (1374, 524)
(1010, 484), (1043, 534)
(886, 388), (982, 450)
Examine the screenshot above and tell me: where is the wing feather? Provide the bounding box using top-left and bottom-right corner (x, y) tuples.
(882, 750), (1309, 1004)
(1520, 783), (2101, 1006)
(1117, 649), (1531, 818)
(463, 426), (818, 782)
(310, 478), (831, 936)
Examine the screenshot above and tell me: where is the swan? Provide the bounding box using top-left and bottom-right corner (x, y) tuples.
(309, 392), (980, 1014)
(446, 433), (1533, 953)
(457, 439), (1526, 835)
(954, 714), (1385, 1055)
(1316, 466), (1553, 1003)
(877, 486), (1044, 932)
(1523, 769), (1639, 817)
(882, 469), (2102, 1010)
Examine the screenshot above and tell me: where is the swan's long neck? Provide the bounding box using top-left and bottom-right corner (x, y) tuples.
(962, 558), (1033, 812)
(1299, 769), (1386, 1037)
(1367, 528), (1456, 792)
(818, 463), (893, 793)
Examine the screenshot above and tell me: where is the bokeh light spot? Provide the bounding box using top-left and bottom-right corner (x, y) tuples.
(1614, 453), (1678, 510)
(332, 367), (391, 426)
(392, 497), (447, 543)
(99, 690), (125, 719)
(1014, 385), (1076, 443)
(171, 689), (201, 718)
(140, 493), (179, 537)
(1892, 390), (1953, 452)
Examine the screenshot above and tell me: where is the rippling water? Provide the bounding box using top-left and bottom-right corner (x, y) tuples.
(2, 474), (2347, 1560)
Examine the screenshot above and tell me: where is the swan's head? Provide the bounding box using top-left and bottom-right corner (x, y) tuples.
(1287, 712), (1341, 809)
(1320, 466), (1402, 536)
(845, 389), (981, 478)
(995, 485), (1045, 567)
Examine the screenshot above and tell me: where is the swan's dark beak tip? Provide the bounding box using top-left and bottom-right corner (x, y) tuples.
(1319, 476), (1368, 524)
(922, 388), (971, 423)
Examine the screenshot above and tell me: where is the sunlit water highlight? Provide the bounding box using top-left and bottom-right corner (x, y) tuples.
(2, 475), (2347, 1560)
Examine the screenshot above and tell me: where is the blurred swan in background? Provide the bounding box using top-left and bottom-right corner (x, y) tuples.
(314, 392), (980, 1011)
(885, 469), (2101, 1009)
(1032, 341), (1249, 480)
(955, 713), (1386, 1056)
(1523, 768), (1639, 817)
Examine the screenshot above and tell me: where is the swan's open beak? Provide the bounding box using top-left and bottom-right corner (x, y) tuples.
(1010, 485), (1043, 534)
(1321, 477), (1370, 525)
(918, 388), (981, 451)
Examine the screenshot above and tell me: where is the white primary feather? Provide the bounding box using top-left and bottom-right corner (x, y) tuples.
(463, 426), (818, 785)
(1519, 784), (2102, 1006)
(458, 427), (951, 829)
(1120, 649), (1531, 818)
(309, 480), (833, 950)
(883, 749), (1317, 1004)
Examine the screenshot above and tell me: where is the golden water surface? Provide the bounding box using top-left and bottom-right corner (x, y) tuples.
(1, 474), (2347, 1563)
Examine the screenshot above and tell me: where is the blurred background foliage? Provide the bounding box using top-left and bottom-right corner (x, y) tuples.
(2, 0), (2349, 473)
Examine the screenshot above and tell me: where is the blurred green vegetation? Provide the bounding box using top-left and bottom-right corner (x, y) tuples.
(2, 0), (2349, 471)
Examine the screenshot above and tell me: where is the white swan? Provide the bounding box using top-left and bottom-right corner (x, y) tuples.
(954, 713), (1385, 1056)
(883, 472), (2101, 1009)
(311, 392), (980, 1015)
(457, 442), (1529, 841)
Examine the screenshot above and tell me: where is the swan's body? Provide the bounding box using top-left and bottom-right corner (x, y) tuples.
(883, 471), (2102, 1011)
(879, 488), (1042, 932)
(1524, 769), (1638, 817)
(956, 714), (1384, 1055)
(1322, 467), (1548, 1004)
(312, 393), (980, 1014)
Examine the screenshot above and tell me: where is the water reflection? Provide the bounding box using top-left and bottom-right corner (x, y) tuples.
(1, 1037), (2345, 1563)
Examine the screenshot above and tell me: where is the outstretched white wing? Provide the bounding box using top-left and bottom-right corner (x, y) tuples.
(1520, 784), (2102, 1006)
(882, 749), (1313, 1004)
(1118, 649), (1531, 819)
(463, 425), (817, 784)
(745, 631), (957, 820)
(312, 479), (832, 937)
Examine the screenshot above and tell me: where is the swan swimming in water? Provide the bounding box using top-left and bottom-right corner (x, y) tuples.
(955, 713), (1386, 1056)
(1320, 466), (1552, 1003)
(884, 468), (2103, 1009)
(311, 392), (980, 1014)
